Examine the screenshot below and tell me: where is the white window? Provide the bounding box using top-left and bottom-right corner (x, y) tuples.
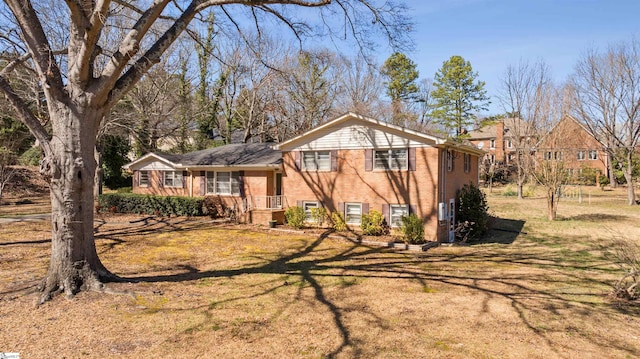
(577, 151), (586, 161)
(303, 201), (319, 221)
(163, 171), (183, 188)
(544, 151), (553, 160)
(206, 171), (240, 195)
(374, 149), (407, 170)
(139, 170), (149, 187)
(490, 154), (495, 163)
(554, 151), (562, 161)
(464, 153), (471, 173)
(389, 204), (409, 227)
(490, 139), (496, 149)
(345, 203), (362, 224)
(588, 150), (598, 160)
(506, 140), (512, 148)
(302, 151), (330, 171)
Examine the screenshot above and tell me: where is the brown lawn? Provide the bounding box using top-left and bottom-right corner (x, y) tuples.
(1, 185), (639, 358)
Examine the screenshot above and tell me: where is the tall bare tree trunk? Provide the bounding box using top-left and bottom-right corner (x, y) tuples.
(624, 151), (636, 205)
(39, 103), (113, 303)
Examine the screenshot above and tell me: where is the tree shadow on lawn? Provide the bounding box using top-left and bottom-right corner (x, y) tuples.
(102, 221), (640, 358)
(472, 217), (526, 245)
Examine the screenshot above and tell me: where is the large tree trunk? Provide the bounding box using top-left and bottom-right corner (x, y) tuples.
(39, 102), (114, 303)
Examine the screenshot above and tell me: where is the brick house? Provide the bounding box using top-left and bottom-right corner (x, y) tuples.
(537, 115), (607, 182)
(123, 143), (285, 224)
(277, 113), (483, 242)
(125, 112), (484, 242)
(467, 118), (536, 165)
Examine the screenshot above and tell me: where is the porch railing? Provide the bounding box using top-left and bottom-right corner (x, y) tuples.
(244, 195), (285, 211)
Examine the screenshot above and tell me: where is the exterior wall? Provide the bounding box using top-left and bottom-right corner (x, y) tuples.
(538, 117), (607, 181)
(436, 149), (480, 241)
(132, 169), (190, 196)
(282, 147), (479, 242)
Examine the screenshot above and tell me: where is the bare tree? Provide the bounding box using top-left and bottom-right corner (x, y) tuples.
(498, 60), (552, 199)
(0, 1), (409, 302)
(571, 40), (640, 205)
(532, 84), (569, 221)
(334, 55), (384, 117)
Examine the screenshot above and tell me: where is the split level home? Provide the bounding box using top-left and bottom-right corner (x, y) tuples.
(124, 113), (484, 242)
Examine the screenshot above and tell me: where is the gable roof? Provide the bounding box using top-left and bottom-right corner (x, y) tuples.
(124, 143), (282, 170)
(278, 112), (484, 156)
(467, 118), (535, 140)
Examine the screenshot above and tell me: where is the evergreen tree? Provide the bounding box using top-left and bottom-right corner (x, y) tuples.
(430, 55), (490, 139)
(381, 52), (419, 125)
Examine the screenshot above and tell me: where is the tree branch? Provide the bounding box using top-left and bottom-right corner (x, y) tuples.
(4, 0), (65, 98)
(0, 75), (52, 158)
(96, 0), (173, 100)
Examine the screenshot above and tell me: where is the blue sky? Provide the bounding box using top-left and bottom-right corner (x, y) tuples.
(405, 0), (640, 114)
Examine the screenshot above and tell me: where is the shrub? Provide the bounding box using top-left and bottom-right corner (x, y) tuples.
(457, 182), (489, 241)
(310, 207), (328, 228)
(400, 214), (424, 244)
(502, 185), (517, 197)
(598, 174), (610, 189)
(18, 146), (42, 166)
(285, 206), (306, 229)
(604, 238), (640, 301)
(97, 193), (204, 217)
(331, 212), (347, 231)
(203, 196), (227, 218)
(360, 210), (387, 236)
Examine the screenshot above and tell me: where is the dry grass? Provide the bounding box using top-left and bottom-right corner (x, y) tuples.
(1, 186), (640, 358)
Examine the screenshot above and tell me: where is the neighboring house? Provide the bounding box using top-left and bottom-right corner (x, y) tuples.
(467, 118), (536, 165)
(123, 143), (284, 224)
(536, 115), (607, 182)
(277, 113), (483, 242)
(125, 112), (484, 242)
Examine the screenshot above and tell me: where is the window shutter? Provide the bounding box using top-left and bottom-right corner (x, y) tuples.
(200, 171), (206, 196)
(183, 171), (188, 188)
(297, 200), (303, 207)
(158, 172), (164, 188)
(408, 147), (416, 171)
(294, 151), (301, 171)
(382, 204), (390, 224)
(330, 150), (338, 172)
(238, 171), (245, 197)
(410, 204), (417, 215)
(338, 202), (344, 214)
(365, 149), (373, 171)
(134, 171), (139, 187)
(362, 202), (369, 215)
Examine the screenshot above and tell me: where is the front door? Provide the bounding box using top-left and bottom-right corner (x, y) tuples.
(274, 173), (282, 208)
(448, 199), (455, 243)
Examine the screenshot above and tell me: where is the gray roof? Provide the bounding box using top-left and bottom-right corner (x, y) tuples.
(155, 143), (281, 167)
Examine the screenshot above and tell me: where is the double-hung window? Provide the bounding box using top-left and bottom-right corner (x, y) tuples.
(206, 171), (240, 195)
(464, 153), (471, 173)
(303, 201), (319, 221)
(163, 171), (183, 188)
(374, 149), (407, 170)
(588, 150), (598, 160)
(345, 203), (362, 224)
(389, 204), (409, 227)
(302, 151), (330, 171)
(139, 170), (149, 187)
(577, 151), (586, 161)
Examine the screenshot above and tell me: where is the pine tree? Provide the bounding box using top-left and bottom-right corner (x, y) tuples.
(431, 55), (490, 139)
(381, 52), (419, 125)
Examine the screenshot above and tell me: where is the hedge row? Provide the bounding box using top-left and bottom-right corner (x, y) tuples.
(97, 193), (204, 217)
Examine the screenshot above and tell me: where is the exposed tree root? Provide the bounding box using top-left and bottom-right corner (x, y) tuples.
(37, 262), (135, 305)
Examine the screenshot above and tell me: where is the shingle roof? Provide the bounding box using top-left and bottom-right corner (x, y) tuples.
(155, 143), (282, 167)
(467, 118), (535, 140)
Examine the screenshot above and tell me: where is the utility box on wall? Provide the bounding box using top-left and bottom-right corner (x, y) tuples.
(438, 202), (446, 222)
